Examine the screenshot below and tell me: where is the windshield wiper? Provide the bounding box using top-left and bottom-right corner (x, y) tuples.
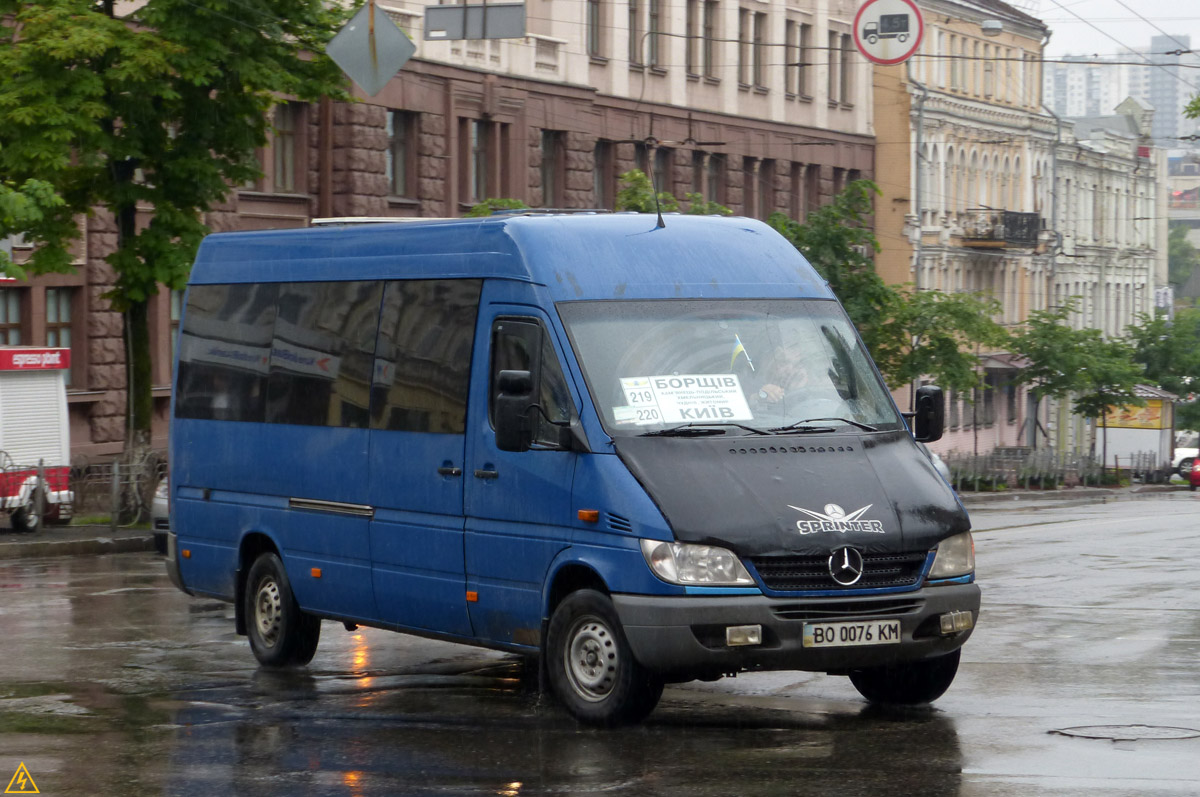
(769, 417), (878, 433)
(638, 422), (771, 437)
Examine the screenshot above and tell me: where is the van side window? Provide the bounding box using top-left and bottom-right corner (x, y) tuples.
(371, 279), (482, 433)
(490, 318), (573, 447)
(266, 281), (383, 428)
(176, 283), (278, 422)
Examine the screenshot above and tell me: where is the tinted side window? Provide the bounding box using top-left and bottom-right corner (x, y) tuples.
(371, 279), (482, 433)
(175, 283), (277, 422)
(490, 318), (574, 447)
(266, 281), (383, 428)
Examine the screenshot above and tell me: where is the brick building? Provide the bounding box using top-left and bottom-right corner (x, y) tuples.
(4, 0), (875, 461)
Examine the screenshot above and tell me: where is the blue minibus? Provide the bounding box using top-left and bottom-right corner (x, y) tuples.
(166, 213), (978, 726)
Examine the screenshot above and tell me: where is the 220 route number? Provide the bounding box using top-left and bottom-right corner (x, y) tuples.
(802, 619), (901, 648)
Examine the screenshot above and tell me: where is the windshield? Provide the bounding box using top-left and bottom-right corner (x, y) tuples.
(559, 299), (905, 436)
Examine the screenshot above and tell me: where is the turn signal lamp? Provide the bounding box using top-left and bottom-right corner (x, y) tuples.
(578, 509), (600, 523)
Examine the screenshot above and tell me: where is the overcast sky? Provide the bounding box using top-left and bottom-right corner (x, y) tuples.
(1037, 0), (1200, 57)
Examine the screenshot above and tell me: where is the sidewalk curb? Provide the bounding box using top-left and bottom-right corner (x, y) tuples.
(0, 528), (156, 560)
(958, 483), (1187, 506)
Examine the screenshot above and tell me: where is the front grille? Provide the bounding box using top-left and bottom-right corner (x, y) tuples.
(770, 597), (925, 621)
(750, 551), (928, 592)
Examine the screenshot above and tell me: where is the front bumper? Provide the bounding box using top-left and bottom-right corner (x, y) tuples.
(613, 583), (980, 677)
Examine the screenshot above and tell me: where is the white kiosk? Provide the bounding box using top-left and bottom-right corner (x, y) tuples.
(0, 347), (73, 531)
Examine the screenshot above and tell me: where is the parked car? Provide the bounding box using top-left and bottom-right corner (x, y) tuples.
(919, 442), (952, 483)
(1174, 432), (1198, 476)
(151, 478), (169, 554)
(1190, 461), (1200, 492)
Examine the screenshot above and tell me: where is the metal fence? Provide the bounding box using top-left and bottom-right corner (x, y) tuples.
(941, 447), (1169, 492)
(69, 451), (167, 526)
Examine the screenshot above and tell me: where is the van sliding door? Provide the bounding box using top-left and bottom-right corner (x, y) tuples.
(368, 279), (482, 636)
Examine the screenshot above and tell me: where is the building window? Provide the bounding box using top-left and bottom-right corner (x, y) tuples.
(743, 158), (757, 217)
(587, 0), (603, 57)
(463, 119), (490, 204)
(686, 0), (699, 73)
(738, 8), (750, 86)
(827, 31), (840, 101)
(648, 0), (662, 67)
(595, 140), (614, 208)
(702, 0), (718, 78)
(759, 159), (774, 217)
(805, 163), (821, 211)
(634, 141), (651, 175)
(629, 0), (642, 64)
(386, 111), (417, 198)
(0, 289), (20, 345)
(706, 154), (725, 202)
(271, 102), (301, 193)
(541, 130), (565, 207)
(170, 288), (183, 369)
(653, 147), (673, 194)
(44, 288), (73, 387)
(839, 33), (854, 104)
(752, 12), (767, 88)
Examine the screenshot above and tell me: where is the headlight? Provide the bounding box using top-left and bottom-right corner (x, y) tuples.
(928, 532), (975, 580)
(639, 539), (754, 585)
(154, 480), (169, 500)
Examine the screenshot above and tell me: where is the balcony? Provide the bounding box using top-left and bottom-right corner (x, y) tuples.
(961, 209), (1040, 249)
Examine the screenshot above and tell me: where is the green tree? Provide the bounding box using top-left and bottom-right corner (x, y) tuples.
(868, 288), (1009, 396)
(1011, 302), (1145, 460)
(768, 180), (893, 335)
(615, 169), (680, 213)
(0, 0), (349, 472)
(1127, 308), (1200, 429)
(1168, 224), (1200, 288)
(466, 198), (530, 217)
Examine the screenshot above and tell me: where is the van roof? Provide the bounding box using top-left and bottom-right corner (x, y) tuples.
(189, 213), (834, 302)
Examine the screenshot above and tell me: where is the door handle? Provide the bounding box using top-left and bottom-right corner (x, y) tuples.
(437, 465), (463, 477)
(474, 469), (499, 480)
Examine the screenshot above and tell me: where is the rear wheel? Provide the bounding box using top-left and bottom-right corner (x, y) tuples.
(244, 552), (321, 667)
(546, 589), (663, 726)
(848, 648), (961, 705)
(1178, 457), (1194, 477)
(11, 487), (44, 534)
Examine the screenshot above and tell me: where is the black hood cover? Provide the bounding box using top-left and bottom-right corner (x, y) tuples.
(612, 430), (969, 557)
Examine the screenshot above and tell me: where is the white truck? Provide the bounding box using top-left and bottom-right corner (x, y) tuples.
(0, 347), (73, 531)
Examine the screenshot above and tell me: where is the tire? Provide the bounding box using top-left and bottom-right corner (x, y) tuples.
(848, 648), (961, 705)
(867, 34), (878, 44)
(11, 487), (44, 534)
(545, 589), (663, 726)
(1178, 458), (1194, 477)
(244, 552), (321, 667)
(1191, 483), (1197, 492)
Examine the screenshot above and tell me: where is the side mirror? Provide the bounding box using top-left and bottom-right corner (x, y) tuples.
(495, 369), (534, 452)
(913, 385), (945, 443)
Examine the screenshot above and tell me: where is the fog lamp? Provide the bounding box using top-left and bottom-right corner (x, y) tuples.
(726, 624), (762, 646)
(939, 611), (974, 635)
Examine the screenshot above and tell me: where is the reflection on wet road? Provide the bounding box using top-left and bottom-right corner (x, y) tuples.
(0, 495), (1198, 795)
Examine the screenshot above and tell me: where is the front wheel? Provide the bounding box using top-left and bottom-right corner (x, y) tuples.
(546, 589), (663, 726)
(848, 648), (961, 705)
(244, 552), (321, 667)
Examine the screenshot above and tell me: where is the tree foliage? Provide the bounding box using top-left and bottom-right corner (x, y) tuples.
(1168, 224), (1200, 288)
(1127, 308), (1200, 429)
(615, 169), (731, 215)
(466, 198), (530, 217)
(0, 0), (350, 451)
(868, 288), (1008, 394)
(1010, 302), (1144, 419)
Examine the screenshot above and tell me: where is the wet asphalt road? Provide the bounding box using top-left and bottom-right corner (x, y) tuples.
(0, 495), (1198, 796)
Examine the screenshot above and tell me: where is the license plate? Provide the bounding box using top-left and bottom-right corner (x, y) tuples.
(802, 620), (901, 648)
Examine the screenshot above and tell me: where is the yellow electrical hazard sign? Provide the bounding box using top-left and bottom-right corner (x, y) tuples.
(4, 763), (38, 794)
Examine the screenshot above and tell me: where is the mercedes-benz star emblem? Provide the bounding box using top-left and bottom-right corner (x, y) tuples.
(828, 546), (865, 586)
